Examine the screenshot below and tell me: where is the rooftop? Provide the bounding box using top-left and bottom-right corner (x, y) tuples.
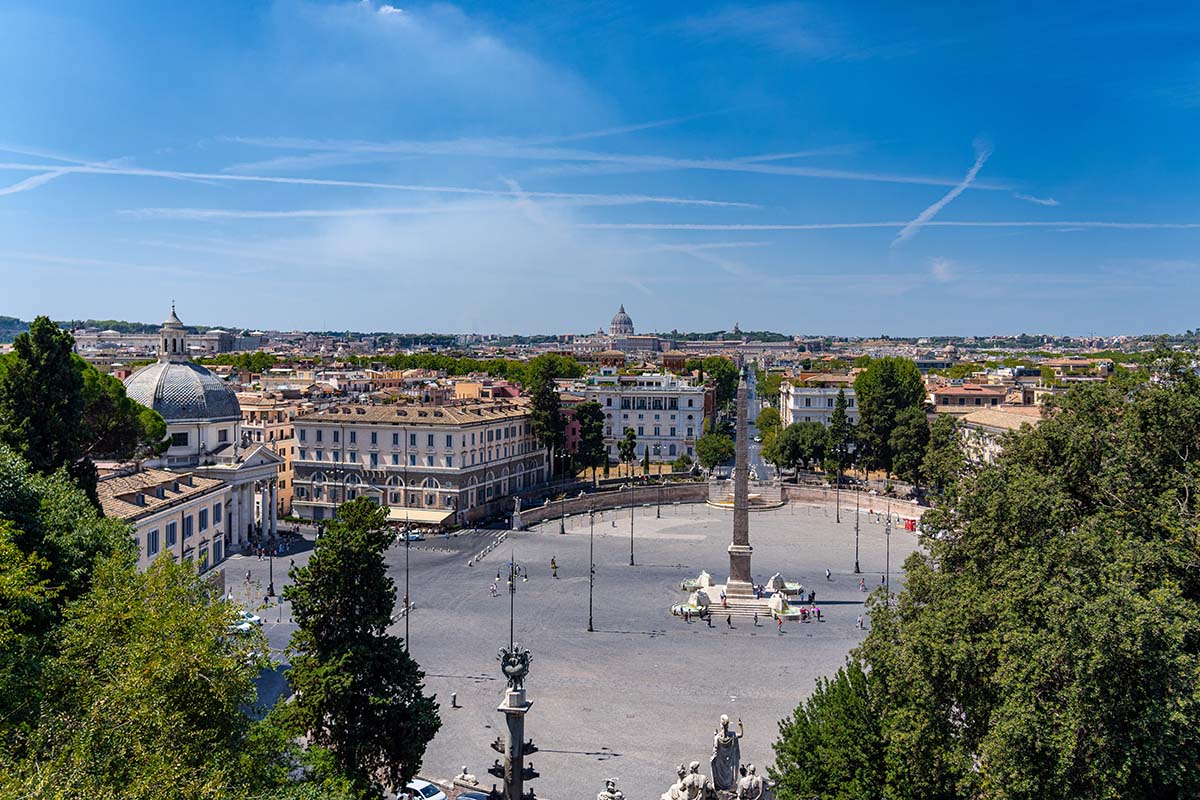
(296, 400), (529, 426)
(97, 469), (225, 521)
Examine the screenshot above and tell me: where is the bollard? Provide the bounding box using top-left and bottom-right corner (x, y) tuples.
(451, 691), (458, 708)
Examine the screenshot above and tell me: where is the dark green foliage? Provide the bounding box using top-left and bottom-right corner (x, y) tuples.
(923, 414), (965, 496)
(755, 406), (781, 437)
(702, 356), (740, 411)
(199, 350), (278, 374)
(283, 498), (440, 797)
(574, 401), (607, 483)
(527, 360), (566, 470)
(695, 432), (734, 471)
(827, 388), (853, 475)
(771, 660), (884, 800)
(853, 357), (926, 474)
(888, 406), (929, 487)
(618, 427), (638, 473)
(775, 376), (1200, 800)
(770, 422), (827, 476)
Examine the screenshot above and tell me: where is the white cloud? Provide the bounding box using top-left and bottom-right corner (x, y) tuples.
(1013, 192), (1060, 206)
(930, 257), (955, 283)
(893, 139), (992, 246)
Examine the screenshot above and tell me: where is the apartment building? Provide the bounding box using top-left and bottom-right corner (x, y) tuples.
(97, 469), (231, 573)
(574, 368), (710, 462)
(931, 384), (1009, 413)
(291, 400), (545, 526)
(238, 393), (302, 515)
(780, 373), (858, 426)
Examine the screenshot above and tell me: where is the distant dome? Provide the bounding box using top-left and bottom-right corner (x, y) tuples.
(124, 361), (241, 423)
(609, 304), (634, 336)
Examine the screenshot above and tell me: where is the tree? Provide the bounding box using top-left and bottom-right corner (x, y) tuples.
(771, 422), (827, 479)
(573, 401), (607, 486)
(827, 388), (852, 481)
(0, 521), (56, 746)
(672, 453), (693, 472)
(701, 356), (740, 412)
(526, 362), (565, 477)
(0, 317), (88, 492)
(888, 406), (929, 487)
(695, 432), (734, 473)
(853, 357), (926, 475)
(755, 406), (781, 438)
(642, 445), (650, 476)
(8, 551), (292, 798)
(79, 367), (168, 461)
(284, 498), (440, 796)
(618, 428), (638, 477)
(771, 659), (884, 800)
(776, 376), (1200, 800)
(922, 414), (965, 496)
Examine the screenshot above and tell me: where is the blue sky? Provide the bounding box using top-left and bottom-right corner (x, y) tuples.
(2, 0), (1199, 335)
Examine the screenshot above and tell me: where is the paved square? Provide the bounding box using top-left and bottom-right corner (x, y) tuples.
(231, 500), (922, 798)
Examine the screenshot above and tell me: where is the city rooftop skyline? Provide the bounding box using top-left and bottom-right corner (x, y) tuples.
(2, 1), (1199, 335)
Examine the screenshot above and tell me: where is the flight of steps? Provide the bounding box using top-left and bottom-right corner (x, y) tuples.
(697, 596), (771, 619)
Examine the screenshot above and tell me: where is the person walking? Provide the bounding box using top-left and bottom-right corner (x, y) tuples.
(753, 611), (759, 627)
(550, 556), (558, 579)
(825, 568), (832, 581)
(490, 582), (499, 597)
(859, 578), (867, 592)
(776, 616), (784, 635)
(726, 614), (733, 629)
(706, 611), (713, 628)
(683, 608), (691, 623)
(245, 569), (251, 584)
(856, 614), (864, 629)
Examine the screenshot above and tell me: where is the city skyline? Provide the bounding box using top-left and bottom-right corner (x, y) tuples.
(3, 1), (1199, 334)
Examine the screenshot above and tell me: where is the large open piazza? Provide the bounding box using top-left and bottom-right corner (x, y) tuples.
(234, 499), (922, 798)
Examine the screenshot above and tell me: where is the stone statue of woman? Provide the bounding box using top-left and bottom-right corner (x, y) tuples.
(710, 714), (742, 791)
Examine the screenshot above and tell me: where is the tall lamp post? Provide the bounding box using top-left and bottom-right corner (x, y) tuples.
(628, 481), (635, 566)
(403, 463), (411, 653)
(884, 498), (892, 591)
(853, 486), (861, 574)
(588, 508), (595, 632)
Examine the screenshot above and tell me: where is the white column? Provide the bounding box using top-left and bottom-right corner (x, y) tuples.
(231, 488), (241, 546)
(260, 481), (269, 537)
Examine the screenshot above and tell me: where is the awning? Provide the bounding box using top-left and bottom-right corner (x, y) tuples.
(386, 507), (454, 526)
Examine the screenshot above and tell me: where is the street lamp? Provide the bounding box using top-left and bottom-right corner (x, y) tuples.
(884, 498), (892, 591)
(588, 508), (595, 632)
(854, 485), (861, 574)
(628, 481), (635, 566)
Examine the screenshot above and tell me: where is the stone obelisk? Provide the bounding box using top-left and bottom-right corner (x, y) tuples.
(726, 373), (754, 597)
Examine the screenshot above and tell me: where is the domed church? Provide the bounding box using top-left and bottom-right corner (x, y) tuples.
(122, 307), (284, 558)
(609, 304), (635, 336)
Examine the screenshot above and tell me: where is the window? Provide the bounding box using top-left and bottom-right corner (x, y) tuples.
(805, 398), (811, 407)
(371, 431), (377, 445)
(183, 515), (194, 539)
(446, 455), (454, 467)
(637, 426), (644, 436)
(316, 429), (323, 443)
(446, 434), (453, 448)
(349, 451), (357, 462)
(166, 522), (177, 546)
(199, 508), (208, 531)
(409, 433), (417, 446)
(333, 430), (339, 443)
(333, 450), (340, 462)
(392, 432), (399, 446)
(370, 453), (378, 467)
(827, 398), (834, 407)
(299, 429), (307, 442)
(427, 433), (434, 447)
(653, 426), (660, 436)
(315, 449), (323, 461)
(300, 448), (307, 460)
(349, 431), (356, 444)
(146, 529), (160, 558)
(426, 456), (434, 467)
(686, 427), (694, 437)
(687, 398), (694, 407)
(171, 432), (189, 447)
(606, 398), (612, 406)
(213, 503), (222, 524)
(409, 454), (417, 466)
(670, 427), (676, 437)
(392, 454), (399, 465)
(218, 428), (228, 443)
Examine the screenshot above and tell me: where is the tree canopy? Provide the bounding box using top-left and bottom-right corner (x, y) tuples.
(573, 400), (607, 483)
(695, 432), (734, 471)
(853, 357), (926, 474)
(701, 356), (740, 411)
(771, 374), (1200, 800)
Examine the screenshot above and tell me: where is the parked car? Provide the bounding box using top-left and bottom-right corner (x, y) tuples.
(456, 793), (488, 800)
(403, 779), (447, 800)
(238, 610), (262, 627)
(227, 621), (253, 634)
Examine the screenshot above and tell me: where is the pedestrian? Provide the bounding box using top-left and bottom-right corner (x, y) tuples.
(551, 556), (558, 579)
(684, 608), (690, 623)
(753, 611), (759, 626)
(815, 606), (822, 622)
(856, 614), (864, 629)
(490, 582), (498, 597)
(777, 616), (783, 634)
(707, 612), (713, 628)
(245, 569), (251, 584)
(859, 578), (866, 592)
(726, 614), (732, 628)
(825, 568), (832, 581)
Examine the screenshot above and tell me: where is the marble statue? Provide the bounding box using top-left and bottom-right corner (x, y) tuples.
(766, 573), (785, 593)
(710, 714), (743, 792)
(661, 763), (688, 800)
(689, 589), (712, 610)
(767, 592), (789, 614)
(453, 766), (479, 786)
(514, 496), (522, 513)
(598, 778), (625, 800)
(681, 761), (714, 800)
(697, 570), (714, 588)
(736, 764), (765, 800)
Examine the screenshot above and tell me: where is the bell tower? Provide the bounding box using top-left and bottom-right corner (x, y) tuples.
(159, 303), (189, 362)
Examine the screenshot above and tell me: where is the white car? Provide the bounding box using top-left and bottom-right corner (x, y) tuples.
(753, 435), (762, 443)
(404, 779), (447, 800)
(228, 621), (253, 634)
(238, 610), (263, 627)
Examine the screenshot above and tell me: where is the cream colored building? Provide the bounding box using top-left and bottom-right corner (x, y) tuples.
(239, 393), (301, 515)
(292, 400), (545, 526)
(98, 469), (232, 572)
(780, 373), (858, 427)
(960, 407), (1043, 466)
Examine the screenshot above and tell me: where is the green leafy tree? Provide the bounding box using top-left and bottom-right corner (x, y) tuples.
(573, 401), (607, 486)
(922, 414), (965, 496)
(284, 498), (440, 796)
(695, 432), (734, 473)
(771, 659), (884, 800)
(671, 453), (693, 472)
(0, 317), (89, 494)
(755, 406), (781, 438)
(642, 446), (650, 475)
(79, 367), (168, 461)
(527, 362), (566, 477)
(888, 406), (930, 487)
(827, 388), (853, 481)
(777, 376), (1200, 800)
(0, 521), (56, 747)
(701, 356), (740, 411)
(771, 422), (827, 478)
(9, 551), (290, 798)
(853, 357), (926, 475)
(618, 427), (638, 477)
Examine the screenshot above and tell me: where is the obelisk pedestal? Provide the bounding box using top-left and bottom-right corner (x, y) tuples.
(726, 374), (754, 598)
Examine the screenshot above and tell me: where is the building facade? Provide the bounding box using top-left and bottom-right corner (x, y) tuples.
(97, 468), (232, 573)
(238, 393), (301, 516)
(779, 374), (859, 426)
(575, 368), (708, 462)
(291, 400), (545, 526)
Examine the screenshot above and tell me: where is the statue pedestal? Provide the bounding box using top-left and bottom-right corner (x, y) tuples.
(497, 688), (533, 800)
(726, 544), (754, 598)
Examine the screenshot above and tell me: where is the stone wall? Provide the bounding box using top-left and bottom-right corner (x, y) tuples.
(512, 482), (709, 528)
(780, 484), (927, 519)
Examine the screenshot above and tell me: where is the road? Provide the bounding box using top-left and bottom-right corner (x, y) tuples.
(745, 369), (773, 481)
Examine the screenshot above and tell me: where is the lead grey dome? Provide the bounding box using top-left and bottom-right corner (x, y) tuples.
(609, 304), (634, 336)
(124, 361), (241, 423)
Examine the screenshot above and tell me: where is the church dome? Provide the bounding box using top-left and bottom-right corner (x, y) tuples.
(609, 304), (634, 336)
(124, 361), (242, 423)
